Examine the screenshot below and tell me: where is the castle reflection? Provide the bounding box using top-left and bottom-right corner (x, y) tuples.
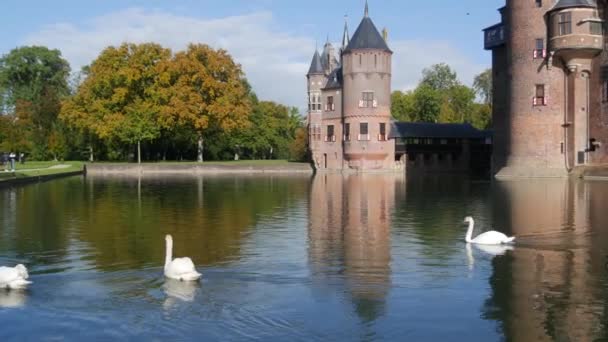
(308, 173), (404, 322)
(487, 179), (608, 341)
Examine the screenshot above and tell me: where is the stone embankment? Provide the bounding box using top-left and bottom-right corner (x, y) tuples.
(85, 162), (314, 175)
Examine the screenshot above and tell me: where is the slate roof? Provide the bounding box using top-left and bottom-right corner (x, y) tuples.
(307, 50), (324, 75)
(550, 0), (597, 12)
(323, 67), (342, 90)
(343, 16), (391, 53)
(389, 122), (491, 139)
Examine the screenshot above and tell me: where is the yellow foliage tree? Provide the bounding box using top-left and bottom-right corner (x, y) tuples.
(155, 44), (251, 162)
(60, 43), (171, 163)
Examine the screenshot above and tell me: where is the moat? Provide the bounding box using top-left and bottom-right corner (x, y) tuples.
(0, 174), (607, 341)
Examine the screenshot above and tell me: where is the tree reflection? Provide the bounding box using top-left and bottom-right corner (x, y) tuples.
(0, 175), (309, 273)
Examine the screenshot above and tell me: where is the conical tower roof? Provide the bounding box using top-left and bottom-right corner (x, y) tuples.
(307, 50), (324, 75)
(343, 3), (391, 53)
(550, 0), (596, 12)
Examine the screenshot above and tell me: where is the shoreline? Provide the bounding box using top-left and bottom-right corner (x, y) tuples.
(0, 170), (84, 188)
(85, 162), (315, 175)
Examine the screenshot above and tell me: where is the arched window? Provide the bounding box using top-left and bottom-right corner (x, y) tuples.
(359, 54), (362, 66)
(374, 55), (377, 68)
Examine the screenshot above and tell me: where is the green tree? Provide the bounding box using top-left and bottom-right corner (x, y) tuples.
(446, 84), (476, 123)
(61, 43), (170, 163)
(412, 84), (442, 122)
(0, 46), (71, 158)
(473, 69), (492, 105)
(420, 63), (459, 91)
(391, 90), (415, 121)
(470, 103), (492, 130)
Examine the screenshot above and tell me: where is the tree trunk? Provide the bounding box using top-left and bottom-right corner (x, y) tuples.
(197, 136), (204, 162)
(89, 146), (94, 162)
(137, 141), (142, 164)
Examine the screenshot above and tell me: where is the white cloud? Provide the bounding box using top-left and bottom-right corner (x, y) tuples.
(24, 8), (485, 108)
(391, 40), (486, 92)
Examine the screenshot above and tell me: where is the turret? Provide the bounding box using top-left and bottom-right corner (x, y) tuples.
(322, 38), (339, 75)
(547, 0), (602, 69)
(340, 1), (394, 170)
(307, 50), (325, 154)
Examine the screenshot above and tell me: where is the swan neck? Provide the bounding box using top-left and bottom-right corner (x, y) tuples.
(465, 219), (474, 243)
(165, 238), (173, 269)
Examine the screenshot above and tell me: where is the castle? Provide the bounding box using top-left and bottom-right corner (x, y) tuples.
(307, 2), (396, 172)
(485, 0), (608, 178)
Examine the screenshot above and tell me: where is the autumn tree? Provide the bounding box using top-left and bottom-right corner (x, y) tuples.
(61, 43), (170, 163)
(155, 44), (251, 162)
(0, 46), (70, 158)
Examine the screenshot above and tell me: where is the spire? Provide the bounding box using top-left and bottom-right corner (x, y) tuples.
(343, 7), (391, 53)
(364, 0), (369, 18)
(342, 15), (350, 49)
(307, 50), (324, 75)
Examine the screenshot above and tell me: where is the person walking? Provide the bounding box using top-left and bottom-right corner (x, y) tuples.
(9, 152), (16, 172)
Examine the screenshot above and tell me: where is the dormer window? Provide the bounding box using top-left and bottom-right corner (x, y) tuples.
(558, 12), (572, 36)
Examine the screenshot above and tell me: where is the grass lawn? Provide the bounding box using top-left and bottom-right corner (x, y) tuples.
(0, 161), (84, 181)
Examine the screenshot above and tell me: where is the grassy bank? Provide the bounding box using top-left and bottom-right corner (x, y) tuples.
(0, 161), (85, 181)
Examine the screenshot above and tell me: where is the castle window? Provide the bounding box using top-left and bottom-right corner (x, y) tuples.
(344, 123), (350, 141)
(326, 125), (336, 142)
(558, 12), (572, 36)
(378, 123), (387, 141)
(359, 122), (370, 141)
(533, 84), (546, 106)
(326, 96), (335, 111)
(374, 55), (377, 68)
(533, 39), (545, 59)
(360, 92), (375, 108)
(602, 80), (608, 103)
(590, 21), (603, 35)
(359, 54), (362, 66)
(535, 0), (542, 8)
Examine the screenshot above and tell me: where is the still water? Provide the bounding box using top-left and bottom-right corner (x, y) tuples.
(0, 174), (607, 341)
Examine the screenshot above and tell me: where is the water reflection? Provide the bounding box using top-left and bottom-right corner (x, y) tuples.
(308, 173), (403, 323)
(162, 279), (199, 310)
(486, 179), (608, 341)
(0, 289), (27, 308)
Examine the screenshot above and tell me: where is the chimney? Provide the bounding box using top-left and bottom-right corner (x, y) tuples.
(382, 28), (388, 42)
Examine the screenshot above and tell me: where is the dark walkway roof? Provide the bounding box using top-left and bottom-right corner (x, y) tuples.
(307, 51), (324, 75)
(550, 0), (597, 12)
(389, 122), (491, 139)
(343, 17), (391, 53)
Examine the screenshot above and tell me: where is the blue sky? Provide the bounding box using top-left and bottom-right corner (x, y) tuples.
(0, 0), (504, 107)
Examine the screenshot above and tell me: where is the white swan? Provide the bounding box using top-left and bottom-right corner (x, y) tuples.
(164, 235), (201, 281)
(464, 216), (515, 245)
(0, 264), (31, 289)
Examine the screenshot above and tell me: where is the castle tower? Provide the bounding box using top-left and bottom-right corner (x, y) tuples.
(340, 2), (394, 171)
(322, 39), (339, 75)
(486, 0), (606, 178)
(307, 50), (325, 158)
